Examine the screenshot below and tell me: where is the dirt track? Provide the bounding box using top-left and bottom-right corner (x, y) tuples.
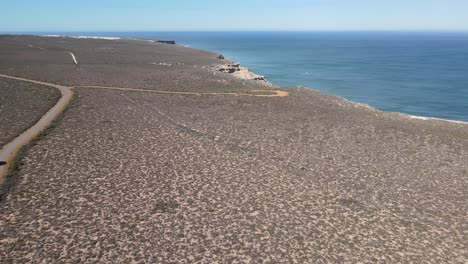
(0, 78), (60, 149)
(0, 72), (287, 183)
(0, 74), (73, 182)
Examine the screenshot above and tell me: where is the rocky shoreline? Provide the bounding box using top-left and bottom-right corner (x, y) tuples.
(204, 62), (271, 84)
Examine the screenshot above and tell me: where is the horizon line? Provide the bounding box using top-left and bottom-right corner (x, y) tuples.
(2, 29), (468, 33)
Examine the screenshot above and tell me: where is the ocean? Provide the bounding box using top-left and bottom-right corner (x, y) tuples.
(39, 31), (468, 121)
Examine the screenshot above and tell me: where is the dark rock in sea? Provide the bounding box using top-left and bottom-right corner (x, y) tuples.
(156, 40), (176, 45)
(217, 54), (225, 59)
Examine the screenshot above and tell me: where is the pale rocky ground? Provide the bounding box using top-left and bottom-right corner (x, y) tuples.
(0, 35), (467, 263)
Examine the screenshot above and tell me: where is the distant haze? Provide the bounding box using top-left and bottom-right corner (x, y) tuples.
(2, 0), (468, 32)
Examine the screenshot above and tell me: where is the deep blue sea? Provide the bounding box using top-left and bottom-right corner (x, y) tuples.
(37, 31), (468, 121)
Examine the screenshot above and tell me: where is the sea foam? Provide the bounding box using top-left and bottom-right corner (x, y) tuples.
(43, 35), (121, 40)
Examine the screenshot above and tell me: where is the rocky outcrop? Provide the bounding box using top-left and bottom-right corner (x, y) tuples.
(204, 63), (269, 84)
(156, 40), (176, 45)
(217, 55), (225, 59)
(252, 75), (266, 81)
(218, 64), (241, 74)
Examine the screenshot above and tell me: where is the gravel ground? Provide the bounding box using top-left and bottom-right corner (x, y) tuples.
(0, 35), (270, 92)
(0, 78), (60, 148)
(0, 35), (467, 263)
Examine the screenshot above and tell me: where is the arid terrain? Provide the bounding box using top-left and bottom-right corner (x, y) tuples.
(0, 78), (59, 149)
(0, 35), (467, 263)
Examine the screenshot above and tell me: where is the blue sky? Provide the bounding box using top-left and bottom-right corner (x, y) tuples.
(2, 0), (468, 31)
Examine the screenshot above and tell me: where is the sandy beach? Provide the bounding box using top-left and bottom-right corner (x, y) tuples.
(0, 35), (467, 263)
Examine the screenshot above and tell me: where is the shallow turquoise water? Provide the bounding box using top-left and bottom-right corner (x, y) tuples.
(39, 31), (468, 121)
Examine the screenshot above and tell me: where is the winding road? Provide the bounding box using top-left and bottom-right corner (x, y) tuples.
(0, 73), (289, 182)
(0, 74), (74, 182)
(75, 85), (289, 97)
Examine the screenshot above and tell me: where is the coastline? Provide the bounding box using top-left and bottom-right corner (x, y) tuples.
(0, 34), (466, 262)
(3, 33), (468, 126)
(177, 39), (468, 125)
(176, 31), (468, 124)
(202, 52), (468, 125)
(406, 113), (468, 125)
(65, 35), (468, 125)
